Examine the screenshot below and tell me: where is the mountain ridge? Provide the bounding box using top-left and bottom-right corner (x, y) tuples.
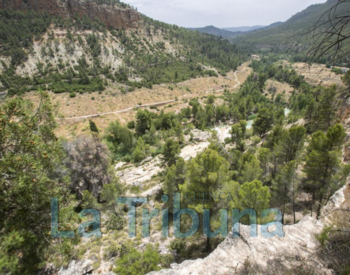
(231, 0), (350, 65)
(0, 0), (141, 29)
(222, 25), (266, 33)
(188, 25), (241, 38)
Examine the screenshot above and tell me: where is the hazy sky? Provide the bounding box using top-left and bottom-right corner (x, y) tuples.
(125, 0), (327, 28)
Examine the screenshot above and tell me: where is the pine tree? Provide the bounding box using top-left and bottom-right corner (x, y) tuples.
(253, 108), (274, 137)
(0, 92), (69, 273)
(182, 149), (231, 251)
(272, 161), (298, 223)
(162, 138), (180, 166)
(303, 124), (346, 218)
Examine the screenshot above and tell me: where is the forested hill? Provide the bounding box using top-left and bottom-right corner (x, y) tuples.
(231, 0), (350, 65)
(0, 1), (246, 96)
(188, 25), (241, 38)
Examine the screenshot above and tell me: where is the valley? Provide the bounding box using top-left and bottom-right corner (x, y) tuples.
(22, 62), (251, 137)
(0, 0), (350, 275)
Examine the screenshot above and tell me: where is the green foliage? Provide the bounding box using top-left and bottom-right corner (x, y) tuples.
(0, 92), (68, 273)
(271, 161), (299, 222)
(182, 148), (232, 218)
(132, 137), (149, 163)
(253, 108), (274, 137)
(230, 120), (247, 150)
(162, 138), (180, 166)
(104, 120), (135, 157)
(163, 158), (186, 200)
(238, 155), (263, 184)
(308, 86), (337, 132)
(0, 10), (51, 65)
(276, 126), (306, 163)
(100, 181), (123, 207)
(169, 239), (186, 254)
(238, 180), (270, 214)
(303, 124), (347, 217)
(89, 120), (99, 133)
(106, 215), (125, 231)
(127, 121), (135, 129)
(136, 109), (153, 136)
(114, 244), (162, 275)
(232, 1), (350, 65)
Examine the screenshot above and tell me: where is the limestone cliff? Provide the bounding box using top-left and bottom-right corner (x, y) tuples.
(51, 184), (350, 275)
(148, 185), (350, 275)
(0, 0), (141, 29)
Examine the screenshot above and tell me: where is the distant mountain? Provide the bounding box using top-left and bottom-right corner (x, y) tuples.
(189, 25), (241, 39)
(189, 23), (284, 40)
(258, 22), (283, 31)
(222, 25), (265, 33)
(231, 0), (349, 64)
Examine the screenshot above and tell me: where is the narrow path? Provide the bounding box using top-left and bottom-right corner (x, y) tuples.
(233, 69), (242, 89)
(57, 68), (244, 121)
(57, 100), (175, 121)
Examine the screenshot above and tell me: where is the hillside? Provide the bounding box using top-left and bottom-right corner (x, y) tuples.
(223, 25), (265, 33)
(231, 0), (350, 65)
(1, 1), (350, 275)
(189, 22), (283, 40)
(189, 25), (241, 38)
(0, 0), (141, 29)
(0, 2), (246, 96)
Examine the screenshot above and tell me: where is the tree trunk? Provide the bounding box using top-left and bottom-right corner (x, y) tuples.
(206, 236), (210, 252)
(316, 195), (323, 219)
(292, 172), (296, 224)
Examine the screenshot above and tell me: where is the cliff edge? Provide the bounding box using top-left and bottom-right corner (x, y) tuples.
(148, 184), (350, 275)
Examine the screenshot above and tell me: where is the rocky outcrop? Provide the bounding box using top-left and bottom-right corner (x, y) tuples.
(148, 183), (350, 275)
(58, 260), (94, 275)
(148, 217), (331, 275)
(0, 0), (141, 29)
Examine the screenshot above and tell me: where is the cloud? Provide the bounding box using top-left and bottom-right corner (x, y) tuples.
(125, 0), (327, 28)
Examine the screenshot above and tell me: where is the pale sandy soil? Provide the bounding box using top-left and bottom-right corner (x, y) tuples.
(265, 79), (295, 100)
(22, 62), (252, 138)
(292, 62), (344, 86)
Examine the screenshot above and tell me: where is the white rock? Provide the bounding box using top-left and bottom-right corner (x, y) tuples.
(148, 184), (350, 275)
(58, 260), (93, 275)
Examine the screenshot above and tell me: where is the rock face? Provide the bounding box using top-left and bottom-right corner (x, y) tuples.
(58, 260), (93, 275)
(148, 184), (350, 275)
(149, 217), (331, 275)
(0, 0), (141, 29)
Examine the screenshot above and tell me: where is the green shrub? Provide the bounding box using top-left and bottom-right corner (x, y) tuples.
(103, 243), (121, 260)
(127, 121), (135, 129)
(106, 215), (125, 231)
(169, 239), (185, 254)
(114, 245), (161, 275)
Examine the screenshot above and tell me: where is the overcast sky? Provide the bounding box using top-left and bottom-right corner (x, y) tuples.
(125, 0), (327, 28)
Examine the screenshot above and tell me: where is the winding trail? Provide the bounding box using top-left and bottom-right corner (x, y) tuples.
(57, 100), (176, 121)
(233, 69), (241, 89)
(57, 68), (245, 121)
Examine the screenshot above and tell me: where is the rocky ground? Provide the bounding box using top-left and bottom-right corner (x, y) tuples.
(54, 183), (350, 275)
(148, 184), (350, 275)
